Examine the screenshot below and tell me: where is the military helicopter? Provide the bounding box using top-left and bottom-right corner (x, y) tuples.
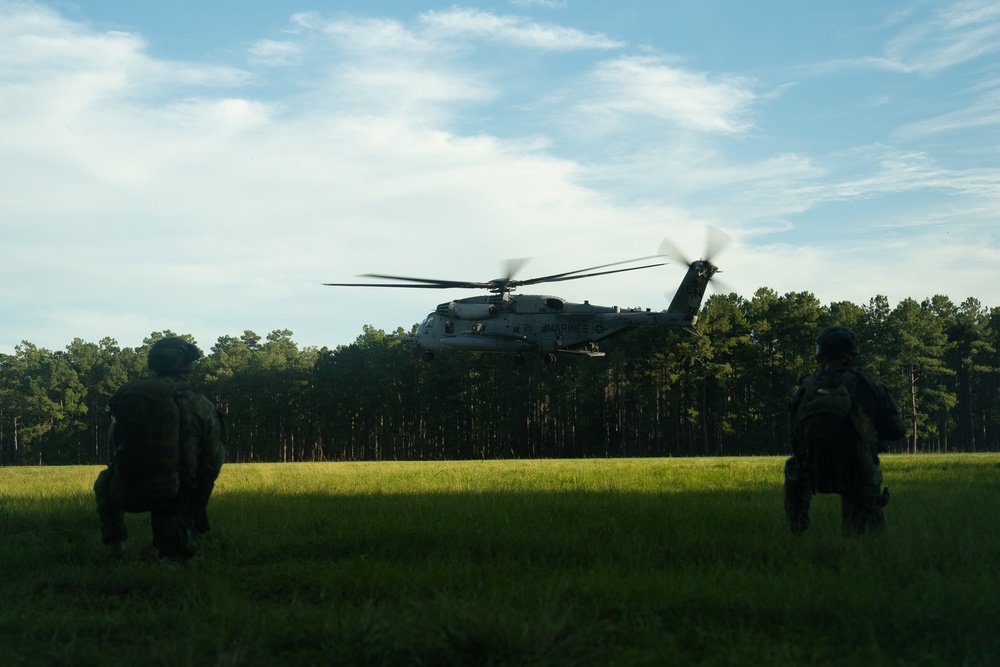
(325, 228), (730, 365)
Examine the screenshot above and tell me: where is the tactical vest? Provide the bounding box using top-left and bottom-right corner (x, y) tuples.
(791, 368), (875, 493)
(110, 378), (191, 498)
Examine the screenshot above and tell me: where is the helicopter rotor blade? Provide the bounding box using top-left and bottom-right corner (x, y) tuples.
(516, 261), (668, 287)
(361, 273), (482, 286)
(704, 225), (733, 262)
(325, 255), (667, 293)
(709, 274), (736, 295)
(323, 281), (485, 289)
(502, 258), (530, 282)
(658, 225), (734, 302)
(325, 239), (695, 294)
(658, 225), (733, 266)
(656, 238), (691, 266)
(324, 274), (493, 289)
(513, 255), (667, 288)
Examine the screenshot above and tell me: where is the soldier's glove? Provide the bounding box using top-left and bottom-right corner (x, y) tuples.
(879, 487), (890, 507)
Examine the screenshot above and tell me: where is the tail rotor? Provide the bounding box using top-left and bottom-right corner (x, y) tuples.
(658, 224), (731, 268)
(661, 225), (734, 323)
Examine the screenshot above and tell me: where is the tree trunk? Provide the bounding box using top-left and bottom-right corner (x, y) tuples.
(910, 366), (918, 453)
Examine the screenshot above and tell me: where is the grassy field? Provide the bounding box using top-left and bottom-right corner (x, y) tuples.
(2, 454), (999, 666)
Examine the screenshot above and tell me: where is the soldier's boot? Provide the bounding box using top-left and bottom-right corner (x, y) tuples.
(784, 457), (812, 534)
(152, 512), (196, 562)
(108, 541), (126, 561)
(95, 468), (130, 556)
(842, 485), (887, 535)
(785, 489), (811, 534)
(867, 486), (890, 532)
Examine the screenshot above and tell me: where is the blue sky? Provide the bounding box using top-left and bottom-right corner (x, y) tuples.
(2, 0), (999, 355)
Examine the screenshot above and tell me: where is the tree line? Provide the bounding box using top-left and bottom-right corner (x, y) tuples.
(2, 288), (998, 466)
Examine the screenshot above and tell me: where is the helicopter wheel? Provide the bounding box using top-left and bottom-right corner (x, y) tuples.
(513, 355), (526, 366)
(543, 353), (557, 365)
(421, 351), (434, 362)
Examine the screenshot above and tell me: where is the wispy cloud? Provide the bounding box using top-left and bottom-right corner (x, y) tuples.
(1, 1), (998, 355)
(289, 7), (620, 56)
(283, 7), (624, 122)
(284, 12), (497, 121)
(577, 56), (756, 134)
(292, 12), (436, 54)
(508, 0), (569, 9)
(895, 81), (1000, 138)
(873, 0), (1000, 73)
(248, 39), (302, 66)
(419, 8), (622, 50)
(0, 3), (247, 94)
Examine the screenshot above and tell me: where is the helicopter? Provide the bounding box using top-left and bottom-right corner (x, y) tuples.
(325, 229), (730, 365)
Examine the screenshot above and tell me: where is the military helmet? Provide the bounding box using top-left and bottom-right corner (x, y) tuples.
(815, 325), (860, 358)
(147, 337), (202, 375)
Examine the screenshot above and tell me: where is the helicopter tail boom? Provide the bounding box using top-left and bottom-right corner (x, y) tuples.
(664, 259), (719, 326)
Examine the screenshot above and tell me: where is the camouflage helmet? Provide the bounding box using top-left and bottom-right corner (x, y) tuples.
(815, 325), (860, 358)
(147, 337), (202, 375)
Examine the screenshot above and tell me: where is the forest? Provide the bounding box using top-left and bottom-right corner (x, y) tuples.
(2, 287), (999, 466)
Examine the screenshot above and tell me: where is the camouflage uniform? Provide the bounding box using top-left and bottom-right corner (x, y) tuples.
(94, 338), (226, 560)
(784, 327), (906, 535)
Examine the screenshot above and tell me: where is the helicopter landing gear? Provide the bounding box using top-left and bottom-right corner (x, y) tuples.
(543, 353), (557, 365)
(421, 351), (434, 362)
(513, 354), (526, 366)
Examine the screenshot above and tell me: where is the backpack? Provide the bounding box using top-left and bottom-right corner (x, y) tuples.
(791, 369), (868, 493)
(110, 378), (187, 498)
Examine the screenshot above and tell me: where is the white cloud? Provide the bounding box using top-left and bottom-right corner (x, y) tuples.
(291, 12), (437, 55)
(508, 0), (568, 9)
(874, 0), (1000, 74)
(0, 2), (653, 352)
(283, 12), (499, 123)
(333, 64), (496, 114)
(419, 8), (622, 50)
(895, 82), (1000, 138)
(1, 2), (999, 356)
(248, 39), (302, 66)
(575, 55), (756, 134)
(0, 0), (247, 142)
(732, 226), (1000, 312)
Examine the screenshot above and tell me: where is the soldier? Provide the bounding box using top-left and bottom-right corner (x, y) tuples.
(94, 336), (226, 561)
(784, 325), (906, 535)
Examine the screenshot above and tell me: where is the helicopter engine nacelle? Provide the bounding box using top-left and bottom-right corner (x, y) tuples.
(449, 302), (500, 320)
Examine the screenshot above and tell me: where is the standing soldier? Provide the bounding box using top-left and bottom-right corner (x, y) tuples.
(94, 336), (226, 561)
(784, 325), (906, 534)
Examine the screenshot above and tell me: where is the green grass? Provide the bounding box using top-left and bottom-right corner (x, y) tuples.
(2, 455), (999, 666)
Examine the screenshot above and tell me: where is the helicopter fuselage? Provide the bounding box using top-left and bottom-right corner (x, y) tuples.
(413, 292), (697, 357)
(326, 237), (725, 364)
